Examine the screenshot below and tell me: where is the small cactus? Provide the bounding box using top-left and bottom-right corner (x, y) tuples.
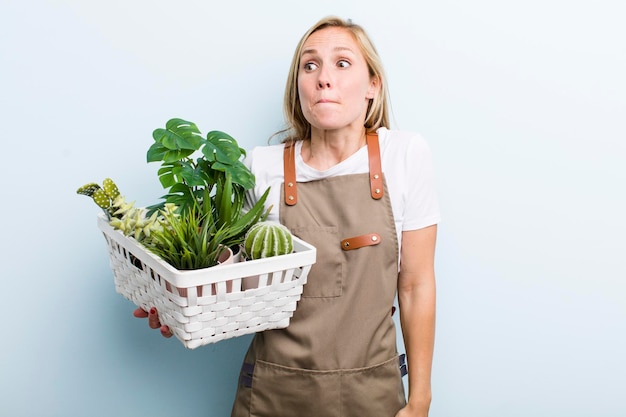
(102, 178), (120, 200)
(76, 178), (123, 219)
(76, 183), (101, 197)
(92, 188), (111, 209)
(244, 221), (293, 260)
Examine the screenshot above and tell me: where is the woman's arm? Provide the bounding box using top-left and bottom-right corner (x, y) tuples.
(396, 224), (437, 417)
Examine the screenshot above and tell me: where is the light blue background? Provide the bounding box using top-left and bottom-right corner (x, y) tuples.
(2, 1), (625, 416)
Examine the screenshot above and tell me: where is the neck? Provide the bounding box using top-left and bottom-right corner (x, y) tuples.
(302, 128), (367, 171)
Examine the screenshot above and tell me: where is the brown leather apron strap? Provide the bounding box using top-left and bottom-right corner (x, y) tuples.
(283, 141), (298, 206)
(366, 133), (384, 200)
(341, 233), (381, 251)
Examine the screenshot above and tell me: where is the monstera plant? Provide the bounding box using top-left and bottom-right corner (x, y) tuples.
(78, 118), (270, 270)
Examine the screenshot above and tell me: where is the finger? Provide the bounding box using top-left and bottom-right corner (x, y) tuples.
(133, 308), (149, 318)
(148, 307), (160, 329)
(160, 325), (173, 338)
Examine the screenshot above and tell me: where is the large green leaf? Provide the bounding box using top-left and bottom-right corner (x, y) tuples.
(157, 164), (176, 188)
(179, 164), (207, 187)
(147, 141), (195, 163)
(203, 130), (243, 164)
(153, 118), (204, 151)
(211, 160), (255, 189)
(161, 183), (196, 212)
(199, 132), (254, 189)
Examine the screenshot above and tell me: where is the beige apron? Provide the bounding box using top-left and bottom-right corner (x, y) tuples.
(231, 134), (406, 417)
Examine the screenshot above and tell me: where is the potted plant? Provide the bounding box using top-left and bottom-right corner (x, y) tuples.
(79, 118), (270, 269)
(78, 118), (316, 348)
(144, 118), (270, 269)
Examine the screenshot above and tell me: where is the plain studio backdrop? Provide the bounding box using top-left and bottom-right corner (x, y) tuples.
(1, 1), (624, 416)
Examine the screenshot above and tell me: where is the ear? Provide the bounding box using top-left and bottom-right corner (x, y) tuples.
(366, 75), (381, 99)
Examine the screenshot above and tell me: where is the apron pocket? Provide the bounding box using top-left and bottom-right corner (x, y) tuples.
(292, 225), (344, 298)
(250, 360), (341, 417)
(341, 356), (407, 417)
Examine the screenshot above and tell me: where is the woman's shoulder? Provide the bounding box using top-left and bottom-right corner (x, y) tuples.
(245, 142), (286, 173)
(378, 126), (428, 142)
(248, 142), (286, 160)
(377, 127), (432, 158)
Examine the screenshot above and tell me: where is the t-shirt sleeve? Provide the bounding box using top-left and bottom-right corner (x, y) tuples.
(242, 149), (257, 213)
(402, 134), (441, 231)
(242, 144), (283, 222)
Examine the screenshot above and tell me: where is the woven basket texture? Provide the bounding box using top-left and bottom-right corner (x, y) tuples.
(97, 215), (315, 349)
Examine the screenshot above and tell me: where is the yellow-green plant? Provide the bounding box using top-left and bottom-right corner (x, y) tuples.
(76, 178), (122, 220)
(77, 178), (163, 242)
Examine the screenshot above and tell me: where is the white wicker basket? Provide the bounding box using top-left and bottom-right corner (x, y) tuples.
(97, 215), (316, 349)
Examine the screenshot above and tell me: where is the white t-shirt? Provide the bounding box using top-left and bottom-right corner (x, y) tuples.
(245, 127), (441, 253)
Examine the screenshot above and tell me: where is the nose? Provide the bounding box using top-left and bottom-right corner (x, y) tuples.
(318, 80), (331, 89)
(317, 67), (332, 89)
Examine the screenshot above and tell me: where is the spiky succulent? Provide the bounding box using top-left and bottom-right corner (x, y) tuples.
(109, 206), (162, 242)
(78, 178), (173, 243)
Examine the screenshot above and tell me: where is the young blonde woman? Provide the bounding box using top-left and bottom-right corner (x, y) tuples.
(138, 15), (440, 417)
(231, 16), (439, 417)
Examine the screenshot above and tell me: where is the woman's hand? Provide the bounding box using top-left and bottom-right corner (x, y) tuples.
(395, 401), (430, 417)
(133, 307), (173, 338)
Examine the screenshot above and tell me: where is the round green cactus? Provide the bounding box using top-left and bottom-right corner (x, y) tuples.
(244, 221), (293, 260)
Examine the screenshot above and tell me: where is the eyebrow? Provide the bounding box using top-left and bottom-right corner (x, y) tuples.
(301, 46), (355, 57)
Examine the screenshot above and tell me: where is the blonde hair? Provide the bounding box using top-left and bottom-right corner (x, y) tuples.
(279, 16), (390, 143)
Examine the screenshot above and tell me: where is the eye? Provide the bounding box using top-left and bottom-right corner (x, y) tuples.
(303, 62), (318, 71)
(337, 60), (351, 68)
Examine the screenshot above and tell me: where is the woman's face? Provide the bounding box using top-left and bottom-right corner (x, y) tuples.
(297, 27), (379, 135)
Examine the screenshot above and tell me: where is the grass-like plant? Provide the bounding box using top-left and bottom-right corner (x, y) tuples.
(144, 191), (229, 269)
